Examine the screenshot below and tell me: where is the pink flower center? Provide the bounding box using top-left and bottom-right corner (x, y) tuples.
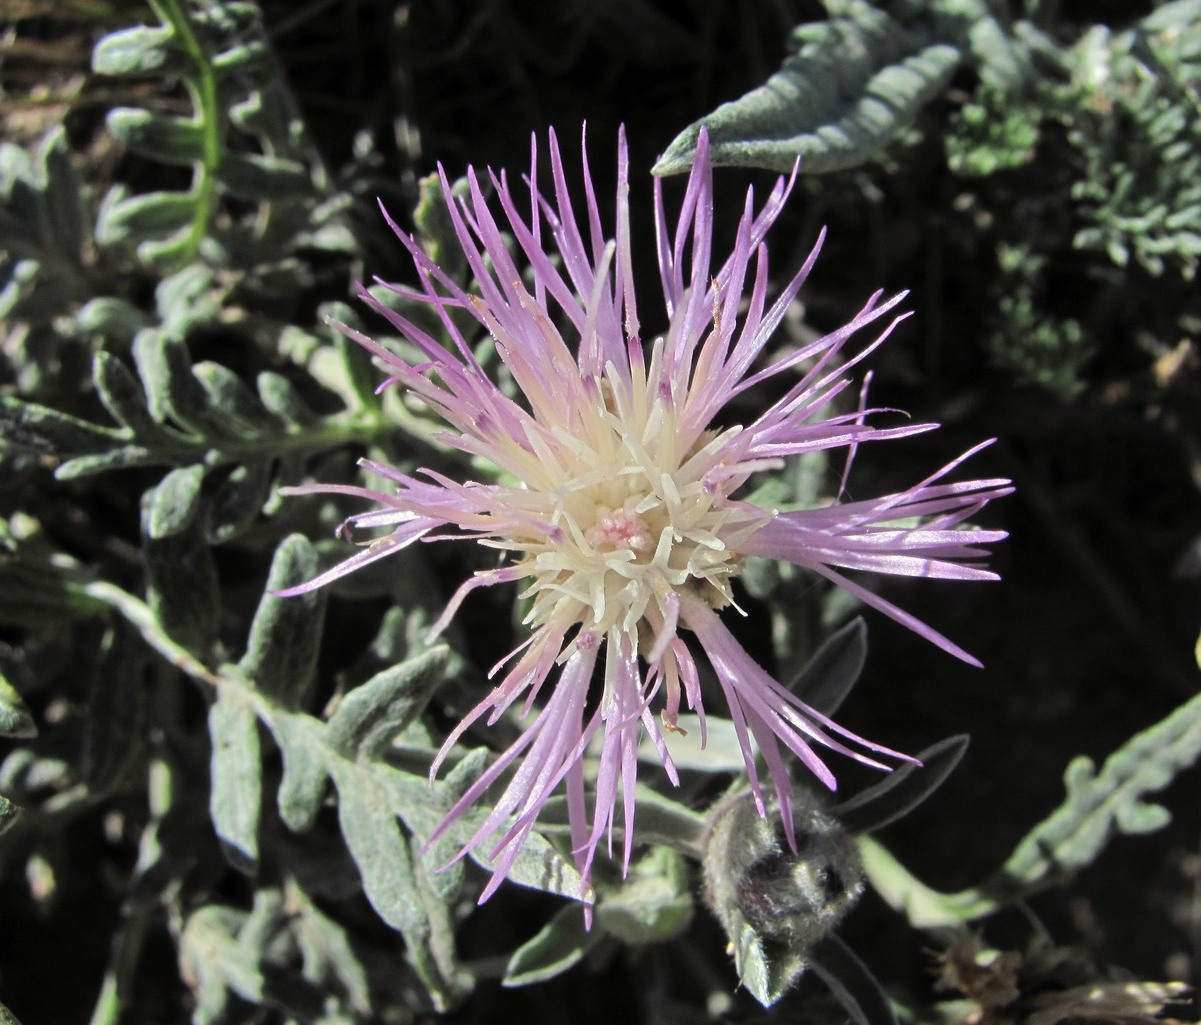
(585, 500), (653, 553)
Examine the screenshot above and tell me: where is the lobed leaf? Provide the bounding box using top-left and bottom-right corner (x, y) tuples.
(207, 459), (273, 543)
(211, 40), (272, 77)
(328, 758), (469, 1003)
(637, 713), (750, 772)
(82, 633), (146, 791)
(272, 714), (329, 832)
(134, 331), (218, 432)
(333, 771), (428, 934)
(417, 748), (487, 902)
(857, 835), (999, 927)
(595, 847), (693, 944)
(93, 352), (174, 440)
(478, 829), (589, 903)
(135, 232), (197, 270)
(36, 126), (89, 262)
(615, 785), (706, 853)
(862, 691), (1201, 928)
(256, 371), (319, 426)
(181, 904), (326, 1025)
(1001, 689), (1201, 887)
(179, 652), (575, 1007)
(654, 1), (961, 175)
(55, 447), (163, 480)
(193, 361), (281, 436)
(0, 128), (90, 313)
(289, 885), (374, 1017)
(90, 0), (333, 273)
(217, 153), (311, 201)
(141, 485), (221, 654)
(334, 331), (386, 413)
(75, 298), (152, 343)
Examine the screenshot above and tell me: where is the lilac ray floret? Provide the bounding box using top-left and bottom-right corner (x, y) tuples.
(280, 125), (1011, 903)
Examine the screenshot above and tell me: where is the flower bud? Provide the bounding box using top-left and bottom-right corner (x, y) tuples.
(703, 787), (863, 988)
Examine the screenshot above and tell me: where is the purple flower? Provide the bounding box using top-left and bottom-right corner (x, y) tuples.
(279, 127), (1011, 903)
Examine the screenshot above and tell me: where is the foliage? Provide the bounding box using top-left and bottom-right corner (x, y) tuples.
(653, 0), (962, 176)
(654, 0), (1048, 176)
(860, 687), (1201, 929)
(91, 0), (354, 270)
(0, 0), (1198, 1022)
(1066, 3), (1201, 279)
(659, 0), (1201, 396)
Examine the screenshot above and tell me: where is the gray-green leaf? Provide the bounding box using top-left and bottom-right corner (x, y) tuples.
(239, 534), (326, 708)
(1002, 688), (1201, 887)
(503, 903), (595, 987)
(834, 735), (969, 835)
(92, 25), (185, 77)
(0, 397), (123, 459)
(788, 617), (867, 716)
(145, 464), (205, 540)
(209, 689), (262, 872)
(326, 647), (448, 761)
(96, 190), (198, 246)
(654, 1), (961, 175)
(218, 153), (311, 201)
(860, 690), (1201, 928)
(106, 108), (206, 165)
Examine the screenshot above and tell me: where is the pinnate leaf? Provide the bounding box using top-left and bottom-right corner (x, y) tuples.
(1001, 688), (1201, 885)
(0, 397), (124, 460)
(861, 690), (1201, 928)
(654, 0), (961, 175)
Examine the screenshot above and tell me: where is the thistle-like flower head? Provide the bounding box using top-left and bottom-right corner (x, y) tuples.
(279, 127), (1011, 902)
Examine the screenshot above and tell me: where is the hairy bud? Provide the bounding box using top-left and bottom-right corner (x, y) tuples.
(703, 787), (863, 992)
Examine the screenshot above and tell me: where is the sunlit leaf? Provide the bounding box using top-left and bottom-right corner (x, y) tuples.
(654, 1), (961, 175)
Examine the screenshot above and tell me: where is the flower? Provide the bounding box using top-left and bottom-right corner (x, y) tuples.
(278, 126), (1011, 903)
